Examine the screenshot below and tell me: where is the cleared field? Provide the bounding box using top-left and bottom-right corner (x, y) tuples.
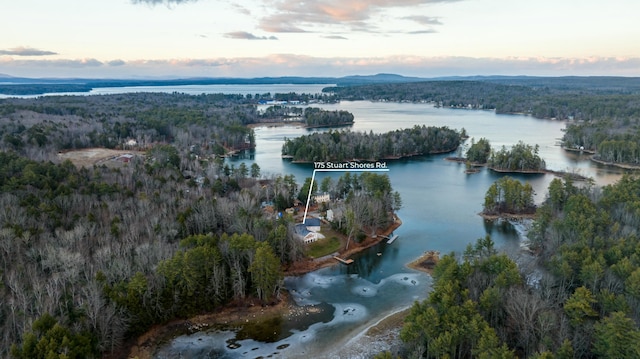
(58, 148), (144, 168)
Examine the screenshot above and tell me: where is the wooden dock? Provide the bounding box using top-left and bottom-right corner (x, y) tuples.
(386, 234), (399, 244)
(333, 256), (354, 265)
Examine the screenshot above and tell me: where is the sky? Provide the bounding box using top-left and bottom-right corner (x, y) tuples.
(2, 0), (640, 79)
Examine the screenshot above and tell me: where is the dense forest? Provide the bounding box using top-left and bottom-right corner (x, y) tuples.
(0, 147), (400, 358)
(281, 125), (461, 162)
(302, 107), (354, 127)
(397, 175), (640, 358)
(0, 147), (299, 358)
(0, 92), (261, 159)
(0, 93), (403, 358)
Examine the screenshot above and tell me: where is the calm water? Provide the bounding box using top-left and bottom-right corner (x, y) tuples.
(156, 100), (628, 358)
(89, 84), (332, 96)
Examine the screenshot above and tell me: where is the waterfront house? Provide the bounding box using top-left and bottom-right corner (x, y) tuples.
(294, 222), (325, 244)
(293, 217), (324, 244)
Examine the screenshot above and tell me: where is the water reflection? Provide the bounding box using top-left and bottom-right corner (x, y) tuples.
(340, 242), (397, 280)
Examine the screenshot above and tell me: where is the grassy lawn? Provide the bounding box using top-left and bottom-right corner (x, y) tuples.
(306, 236), (342, 259)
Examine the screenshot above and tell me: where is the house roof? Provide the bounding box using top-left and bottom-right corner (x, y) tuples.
(304, 218), (321, 227)
(294, 223), (311, 236)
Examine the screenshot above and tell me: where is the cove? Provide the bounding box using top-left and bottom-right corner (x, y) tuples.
(154, 100), (625, 358)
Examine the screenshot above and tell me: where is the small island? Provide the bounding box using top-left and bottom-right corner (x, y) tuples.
(448, 139), (545, 174)
(450, 138), (594, 181)
(487, 141), (546, 173)
(480, 176), (536, 219)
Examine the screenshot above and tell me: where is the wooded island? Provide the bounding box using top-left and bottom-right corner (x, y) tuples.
(281, 125), (462, 162)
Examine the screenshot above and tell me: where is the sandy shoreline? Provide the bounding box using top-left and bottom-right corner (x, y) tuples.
(319, 306), (412, 359)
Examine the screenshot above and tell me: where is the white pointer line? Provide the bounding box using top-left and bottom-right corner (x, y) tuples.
(303, 168), (390, 224)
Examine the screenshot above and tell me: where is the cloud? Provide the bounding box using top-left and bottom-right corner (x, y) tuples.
(107, 59), (126, 66)
(231, 3), (251, 16)
(323, 35), (349, 40)
(224, 31), (278, 40)
(0, 58), (103, 68)
(403, 15), (443, 26)
(0, 47), (58, 56)
(52, 58), (105, 67)
(130, 0), (198, 5)
(408, 29), (438, 34)
(259, 20), (308, 33)
(258, 0), (459, 33)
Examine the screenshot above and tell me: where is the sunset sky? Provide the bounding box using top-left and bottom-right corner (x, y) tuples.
(2, 0), (639, 78)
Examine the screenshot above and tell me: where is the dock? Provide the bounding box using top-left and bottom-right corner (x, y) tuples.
(333, 256), (354, 265)
(386, 234), (399, 244)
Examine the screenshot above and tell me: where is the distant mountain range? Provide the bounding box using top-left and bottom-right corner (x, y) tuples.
(1, 73), (640, 95)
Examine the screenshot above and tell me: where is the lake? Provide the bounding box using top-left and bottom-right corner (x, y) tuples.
(0, 83), (333, 99)
(77, 85), (622, 358)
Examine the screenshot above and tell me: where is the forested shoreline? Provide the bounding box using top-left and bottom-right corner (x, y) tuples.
(394, 175), (640, 358)
(281, 125), (461, 162)
(324, 78), (640, 121)
(325, 78), (640, 168)
(563, 118), (640, 166)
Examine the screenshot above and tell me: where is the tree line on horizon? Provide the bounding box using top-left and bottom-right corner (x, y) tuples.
(326, 79), (640, 167)
(324, 79), (640, 121)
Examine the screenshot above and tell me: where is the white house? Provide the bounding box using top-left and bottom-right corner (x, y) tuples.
(293, 218), (324, 244)
(314, 193), (330, 204)
(294, 222), (325, 244)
